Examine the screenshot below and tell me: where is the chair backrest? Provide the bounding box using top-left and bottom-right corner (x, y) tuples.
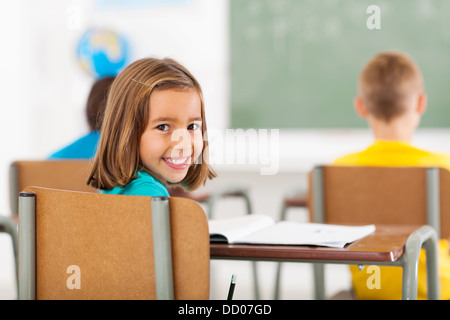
(9, 160), (98, 215)
(308, 166), (450, 240)
(18, 186), (210, 300)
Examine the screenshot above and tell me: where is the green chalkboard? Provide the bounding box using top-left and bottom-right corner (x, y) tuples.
(230, 0), (450, 129)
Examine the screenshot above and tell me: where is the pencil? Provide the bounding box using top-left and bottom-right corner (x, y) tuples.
(227, 274), (237, 300)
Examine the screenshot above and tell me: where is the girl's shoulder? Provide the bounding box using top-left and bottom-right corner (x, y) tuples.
(103, 171), (170, 197)
(130, 171), (170, 197)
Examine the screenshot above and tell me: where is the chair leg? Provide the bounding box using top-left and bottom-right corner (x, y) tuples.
(313, 263), (326, 300)
(0, 216), (18, 294)
(151, 197), (174, 300)
(273, 204), (289, 299)
(206, 185), (253, 219)
(18, 193), (36, 300)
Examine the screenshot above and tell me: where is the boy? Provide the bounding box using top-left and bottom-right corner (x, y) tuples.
(48, 76), (115, 159)
(334, 51), (450, 299)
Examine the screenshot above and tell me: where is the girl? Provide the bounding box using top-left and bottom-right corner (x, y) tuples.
(87, 57), (216, 196)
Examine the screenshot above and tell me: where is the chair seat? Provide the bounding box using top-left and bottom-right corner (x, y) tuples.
(283, 194), (308, 207)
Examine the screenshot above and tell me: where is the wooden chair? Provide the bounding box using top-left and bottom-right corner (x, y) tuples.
(9, 160), (253, 297)
(308, 166), (448, 236)
(275, 165), (447, 299)
(3, 160), (97, 295)
(18, 187), (210, 300)
(9, 160), (252, 218)
(278, 187), (308, 222)
(9, 160), (97, 216)
(308, 165), (446, 299)
(167, 184), (253, 219)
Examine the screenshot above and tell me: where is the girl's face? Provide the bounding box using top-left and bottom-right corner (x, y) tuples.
(139, 88), (203, 184)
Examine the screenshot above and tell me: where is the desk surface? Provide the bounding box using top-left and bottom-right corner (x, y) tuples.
(210, 225), (420, 263)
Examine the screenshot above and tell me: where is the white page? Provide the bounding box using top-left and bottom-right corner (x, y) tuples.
(209, 214), (275, 243)
(235, 221), (376, 248)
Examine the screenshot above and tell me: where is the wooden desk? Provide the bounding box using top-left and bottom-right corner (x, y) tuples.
(210, 225), (440, 300)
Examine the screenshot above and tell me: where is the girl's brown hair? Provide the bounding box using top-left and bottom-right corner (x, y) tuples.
(87, 57), (216, 191)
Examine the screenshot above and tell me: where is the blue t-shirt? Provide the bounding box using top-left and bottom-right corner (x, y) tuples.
(48, 131), (100, 159)
(101, 170), (170, 197)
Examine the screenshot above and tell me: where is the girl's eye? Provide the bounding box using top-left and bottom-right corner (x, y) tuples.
(188, 123), (201, 130)
(156, 124), (169, 131)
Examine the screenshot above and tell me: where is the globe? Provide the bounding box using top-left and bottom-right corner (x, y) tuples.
(76, 28), (130, 78)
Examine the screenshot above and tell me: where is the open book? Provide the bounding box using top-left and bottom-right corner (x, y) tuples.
(209, 214), (375, 248)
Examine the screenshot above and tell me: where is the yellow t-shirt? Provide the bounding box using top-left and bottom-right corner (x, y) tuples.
(333, 140), (450, 300)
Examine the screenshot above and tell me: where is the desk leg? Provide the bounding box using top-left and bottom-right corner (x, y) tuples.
(402, 226), (439, 300)
(273, 203), (289, 300)
(313, 263), (325, 300)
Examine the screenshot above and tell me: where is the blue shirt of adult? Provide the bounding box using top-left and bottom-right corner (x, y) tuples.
(101, 170), (170, 197)
(48, 131), (100, 159)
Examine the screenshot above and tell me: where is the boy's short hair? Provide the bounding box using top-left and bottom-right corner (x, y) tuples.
(358, 51), (424, 122)
(86, 76), (115, 131)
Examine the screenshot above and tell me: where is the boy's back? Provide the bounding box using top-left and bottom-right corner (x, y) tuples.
(333, 51), (450, 300)
(334, 140), (450, 170)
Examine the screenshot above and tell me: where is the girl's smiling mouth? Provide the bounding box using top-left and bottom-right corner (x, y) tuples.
(163, 157), (190, 169)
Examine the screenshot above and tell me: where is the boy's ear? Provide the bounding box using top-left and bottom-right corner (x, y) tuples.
(416, 93), (427, 115)
(354, 97), (369, 118)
